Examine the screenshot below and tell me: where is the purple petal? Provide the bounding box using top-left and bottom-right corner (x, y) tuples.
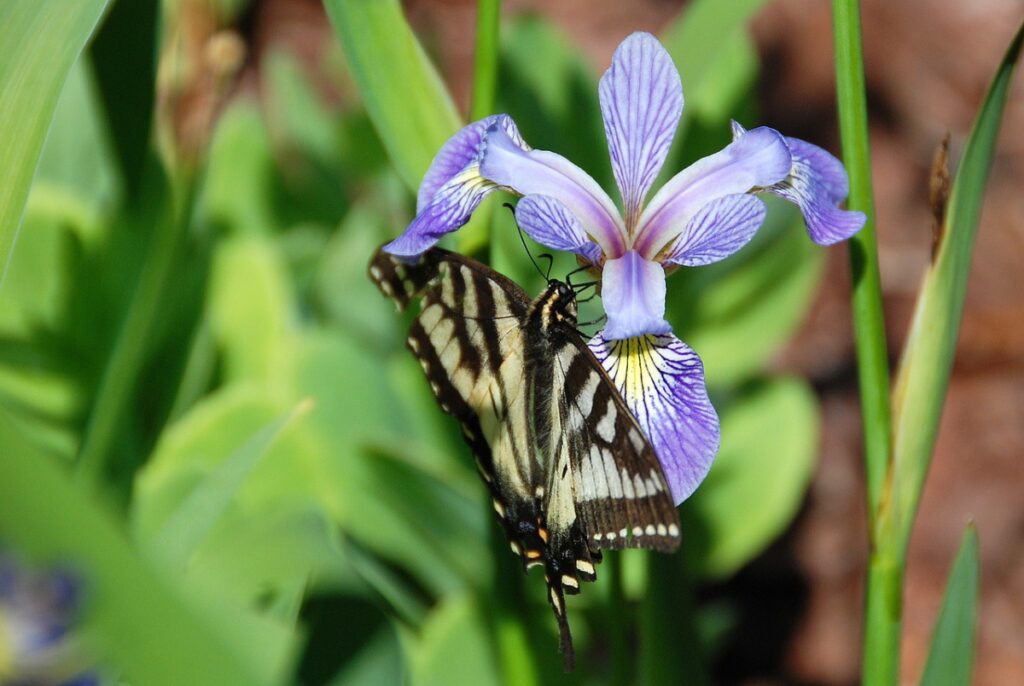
(767, 137), (866, 245)
(515, 195), (602, 263)
(600, 250), (671, 340)
(635, 126), (791, 258)
(662, 194), (766, 266)
(588, 332), (719, 505)
(389, 115), (527, 257)
(480, 125), (627, 257)
(599, 32), (683, 229)
(417, 114), (526, 212)
(385, 166), (495, 256)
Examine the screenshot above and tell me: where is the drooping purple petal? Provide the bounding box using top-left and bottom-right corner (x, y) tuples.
(599, 32), (684, 230)
(480, 125), (628, 257)
(662, 193), (766, 266)
(768, 137), (866, 245)
(634, 126), (792, 258)
(384, 166), (495, 256)
(600, 250), (671, 340)
(417, 114), (526, 212)
(588, 332), (719, 505)
(388, 115), (528, 257)
(515, 195), (603, 263)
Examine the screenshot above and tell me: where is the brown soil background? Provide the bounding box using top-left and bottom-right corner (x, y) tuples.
(244, 0), (1024, 683)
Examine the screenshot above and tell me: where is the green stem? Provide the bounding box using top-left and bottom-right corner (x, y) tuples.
(639, 553), (709, 686)
(832, 2), (899, 684)
(75, 171), (196, 491)
(469, 0), (501, 121)
(607, 555), (631, 686)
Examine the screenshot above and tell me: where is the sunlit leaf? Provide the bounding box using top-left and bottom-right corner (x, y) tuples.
(411, 595), (500, 686)
(0, 0), (112, 284)
(684, 377), (820, 578)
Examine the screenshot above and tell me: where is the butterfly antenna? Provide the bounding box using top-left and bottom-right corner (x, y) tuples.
(565, 263), (591, 288)
(504, 202), (548, 281)
(537, 253), (554, 281)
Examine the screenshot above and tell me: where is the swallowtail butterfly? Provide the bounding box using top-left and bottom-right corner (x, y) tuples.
(369, 245), (680, 669)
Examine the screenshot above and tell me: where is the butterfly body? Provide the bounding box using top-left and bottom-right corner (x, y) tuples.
(369, 246), (680, 669)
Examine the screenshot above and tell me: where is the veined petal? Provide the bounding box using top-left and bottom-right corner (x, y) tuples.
(601, 250), (671, 340)
(389, 114), (527, 257)
(662, 194), (766, 266)
(768, 137), (866, 245)
(515, 195), (602, 263)
(385, 165), (495, 256)
(599, 32), (683, 229)
(480, 125), (627, 257)
(588, 333), (719, 505)
(635, 126), (791, 258)
(417, 114), (526, 212)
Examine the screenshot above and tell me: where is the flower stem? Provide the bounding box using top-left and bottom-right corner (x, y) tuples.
(607, 554), (631, 686)
(469, 0), (501, 122)
(832, 1), (899, 684)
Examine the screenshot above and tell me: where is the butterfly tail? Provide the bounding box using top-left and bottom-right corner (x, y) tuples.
(544, 575), (576, 672)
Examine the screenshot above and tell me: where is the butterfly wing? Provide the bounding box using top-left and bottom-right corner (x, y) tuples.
(369, 247), (550, 569)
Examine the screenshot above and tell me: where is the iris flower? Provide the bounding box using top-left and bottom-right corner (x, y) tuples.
(385, 32), (864, 504)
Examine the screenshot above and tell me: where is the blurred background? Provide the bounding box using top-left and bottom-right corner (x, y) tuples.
(1, 0), (1021, 684)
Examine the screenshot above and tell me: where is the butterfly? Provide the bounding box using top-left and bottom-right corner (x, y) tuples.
(369, 244), (680, 669)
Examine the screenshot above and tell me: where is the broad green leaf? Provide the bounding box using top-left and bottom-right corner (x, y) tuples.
(0, 0), (112, 285)
(684, 31), (758, 124)
(203, 103), (278, 236)
(149, 400), (313, 568)
(891, 22), (1024, 542)
(0, 409), (272, 686)
(208, 236), (296, 385)
(684, 377), (820, 578)
(919, 526), (980, 686)
(323, 0), (461, 193)
(671, 204), (825, 387)
(411, 595), (500, 686)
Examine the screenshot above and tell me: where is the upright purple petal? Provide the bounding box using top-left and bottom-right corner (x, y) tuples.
(588, 333), (719, 505)
(480, 125), (628, 257)
(515, 195), (603, 263)
(767, 137), (866, 245)
(388, 115), (528, 257)
(635, 126), (792, 258)
(599, 32), (683, 230)
(417, 114), (526, 212)
(600, 250), (671, 340)
(661, 194), (766, 266)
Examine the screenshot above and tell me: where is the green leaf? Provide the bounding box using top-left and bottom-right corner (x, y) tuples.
(684, 378), (820, 578)
(0, 0), (112, 285)
(323, 0), (461, 193)
(918, 526), (980, 686)
(670, 204), (825, 387)
(411, 595), (500, 686)
(891, 22), (1024, 544)
(0, 409), (274, 686)
(149, 400), (313, 568)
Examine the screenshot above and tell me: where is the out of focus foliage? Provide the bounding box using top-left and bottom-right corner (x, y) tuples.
(0, 0), (829, 683)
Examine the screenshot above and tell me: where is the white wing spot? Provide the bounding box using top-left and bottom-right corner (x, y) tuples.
(369, 265), (383, 280)
(595, 403), (616, 442)
(561, 575), (579, 589)
(657, 524), (668, 536)
(605, 531), (617, 541)
(629, 429), (646, 453)
(492, 499), (506, 518)
(632, 526), (643, 537)
(510, 541), (522, 555)
(633, 473), (647, 498)
(380, 280), (394, 296)
(407, 336), (420, 352)
(550, 588), (562, 613)
(621, 467), (635, 499)
(645, 524), (656, 536)
(577, 373), (601, 417)
(576, 560), (595, 575)
(593, 532), (604, 542)
(668, 524), (680, 537)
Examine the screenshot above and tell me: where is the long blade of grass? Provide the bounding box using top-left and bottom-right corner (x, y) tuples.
(149, 400), (313, 568)
(918, 526), (980, 686)
(323, 0), (461, 193)
(0, 410), (273, 686)
(891, 21), (1024, 545)
(0, 0), (112, 286)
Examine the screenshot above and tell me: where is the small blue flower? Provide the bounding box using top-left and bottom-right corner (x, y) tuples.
(385, 32), (864, 504)
(0, 552), (96, 685)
